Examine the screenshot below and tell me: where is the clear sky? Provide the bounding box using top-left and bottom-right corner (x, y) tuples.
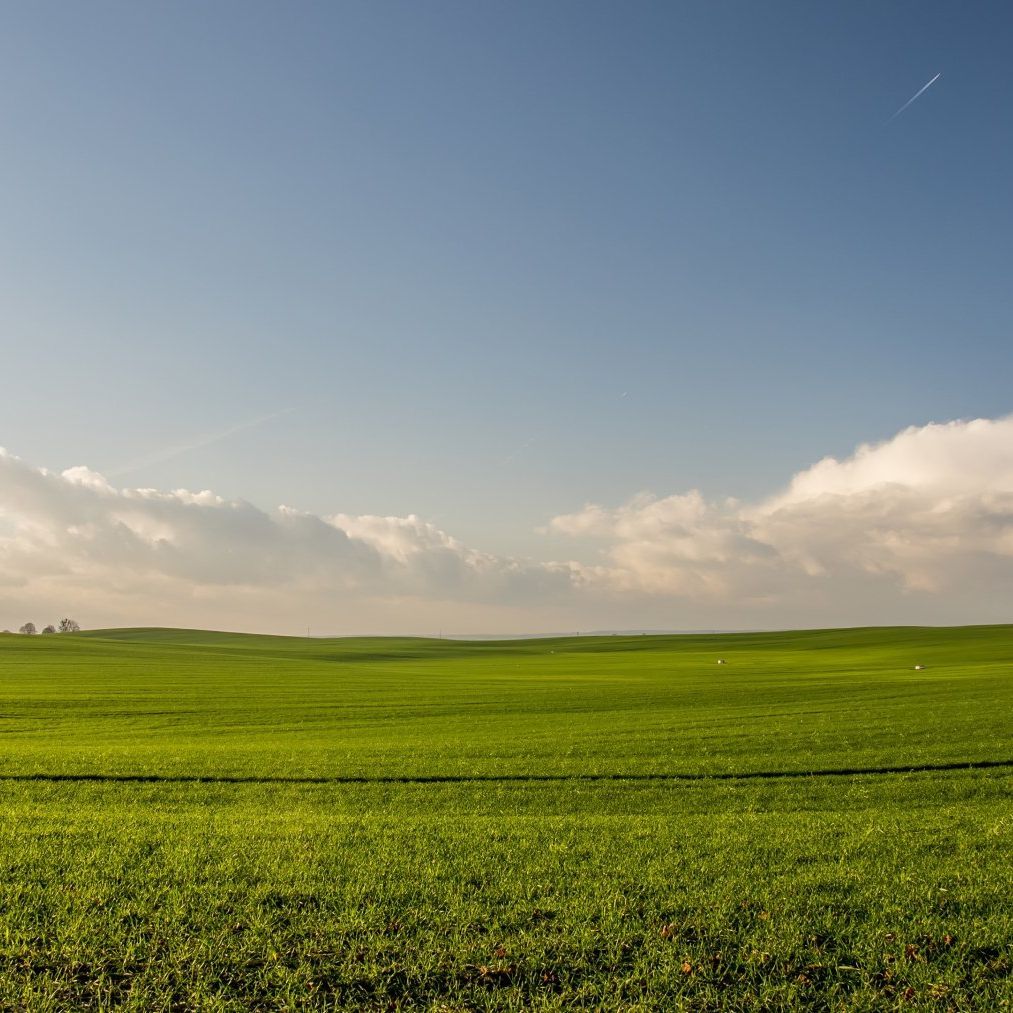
(2, 2), (1013, 634)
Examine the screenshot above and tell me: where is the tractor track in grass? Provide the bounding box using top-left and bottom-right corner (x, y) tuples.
(0, 759), (1009, 785)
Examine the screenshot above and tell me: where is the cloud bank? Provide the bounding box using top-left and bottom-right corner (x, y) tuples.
(2, 416), (1012, 633)
(550, 416), (1013, 612)
(0, 448), (576, 632)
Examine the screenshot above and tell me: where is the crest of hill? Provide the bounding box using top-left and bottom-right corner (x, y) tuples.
(65, 624), (1013, 666)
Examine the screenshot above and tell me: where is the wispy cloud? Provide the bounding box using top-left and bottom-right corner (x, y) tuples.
(108, 408), (296, 478)
(888, 72), (941, 121)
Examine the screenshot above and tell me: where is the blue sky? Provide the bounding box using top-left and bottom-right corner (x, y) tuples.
(2, 2), (1013, 632)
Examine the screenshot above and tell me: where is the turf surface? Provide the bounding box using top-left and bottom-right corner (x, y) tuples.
(0, 625), (1009, 1008)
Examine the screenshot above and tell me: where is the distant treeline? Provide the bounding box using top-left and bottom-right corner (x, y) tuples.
(10, 619), (81, 635)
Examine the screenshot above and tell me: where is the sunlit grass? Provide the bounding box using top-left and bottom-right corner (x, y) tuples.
(0, 626), (1009, 1008)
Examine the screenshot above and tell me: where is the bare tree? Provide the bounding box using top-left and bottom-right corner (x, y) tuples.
(58, 618), (81, 634)
(41, 625), (56, 634)
(18, 622), (36, 635)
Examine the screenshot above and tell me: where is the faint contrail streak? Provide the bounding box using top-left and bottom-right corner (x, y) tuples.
(499, 436), (536, 467)
(888, 72), (941, 121)
(108, 407), (296, 478)
(498, 390), (632, 467)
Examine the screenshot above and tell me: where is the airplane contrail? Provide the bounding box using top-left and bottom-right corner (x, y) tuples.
(108, 407), (296, 478)
(889, 72), (941, 121)
(498, 391), (631, 467)
(499, 435), (536, 467)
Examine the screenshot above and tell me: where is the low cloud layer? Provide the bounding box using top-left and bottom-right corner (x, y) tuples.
(2, 415), (1013, 633)
(550, 416), (1013, 611)
(0, 449), (575, 630)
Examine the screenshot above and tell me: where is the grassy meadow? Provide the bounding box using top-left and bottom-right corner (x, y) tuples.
(0, 625), (1009, 1009)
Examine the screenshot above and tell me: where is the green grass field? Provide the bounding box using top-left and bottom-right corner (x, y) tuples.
(0, 626), (1009, 1009)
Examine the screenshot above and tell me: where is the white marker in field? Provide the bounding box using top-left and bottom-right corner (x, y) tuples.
(914, 664), (926, 671)
(717, 659), (726, 665)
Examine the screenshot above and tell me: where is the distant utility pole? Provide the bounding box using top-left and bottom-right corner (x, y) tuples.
(306, 626), (311, 639)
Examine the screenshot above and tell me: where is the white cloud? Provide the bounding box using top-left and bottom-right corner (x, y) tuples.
(3, 415), (1013, 633)
(769, 417), (1013, 503)
(550, 416), (1013, 608)
(0, 448), (575, 631)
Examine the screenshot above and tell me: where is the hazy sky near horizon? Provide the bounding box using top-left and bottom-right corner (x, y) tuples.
(2, 2), (1013, 634)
